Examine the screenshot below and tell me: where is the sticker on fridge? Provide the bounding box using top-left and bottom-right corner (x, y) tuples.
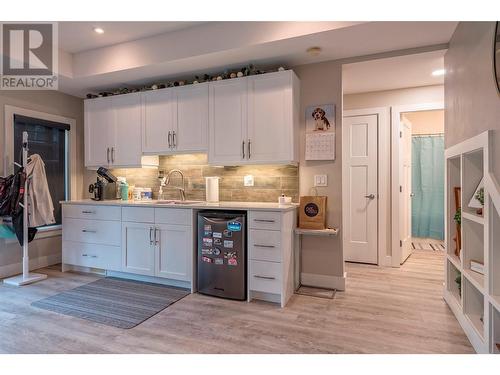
(202, 238), (213, 246)
(227, 221), (241, 232)
(201, 248), (213, 255)
(212, 247), (221, 256)
(228, 258), (238, 266)
(202, 256), (213, 263)
(223, 229), (232, 238)
(224, 240), (233, 248)
(214, 238), (222, 245)
(212, 232), (222, 238)
(214, 258), (224, 265)
(224, 251), (236, 259)
(204, 225), (212, 231)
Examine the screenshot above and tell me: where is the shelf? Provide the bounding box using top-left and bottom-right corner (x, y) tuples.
(490, 198), (500, 297)
(294, 227), (339, 237)
(447, 260), (462, 307)
(490, 295), (500, 313)
(462, 211), (484, 225)
(464, 277), (485, 340)
(463, 268), (485, 294)
(492, 304), (500, 353)
(447, 253), (462, 270)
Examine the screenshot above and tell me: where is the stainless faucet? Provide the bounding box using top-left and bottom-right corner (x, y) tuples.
(164, 169), (186, 201)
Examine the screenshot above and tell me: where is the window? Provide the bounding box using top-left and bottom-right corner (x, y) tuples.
(13, 114), (70, 226)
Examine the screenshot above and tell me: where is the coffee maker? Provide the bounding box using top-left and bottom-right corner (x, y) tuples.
(89, 167), (118, 201)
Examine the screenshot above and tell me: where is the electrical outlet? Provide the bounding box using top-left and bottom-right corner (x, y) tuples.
(244, 175), (254, 187)
(314, 174), (328, 187)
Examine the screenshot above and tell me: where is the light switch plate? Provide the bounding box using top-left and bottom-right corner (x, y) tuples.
(244, 175), (254, 187)
(314, 174), (328, 187)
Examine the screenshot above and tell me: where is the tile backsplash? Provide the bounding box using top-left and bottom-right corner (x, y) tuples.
(110, 154), (299, 203)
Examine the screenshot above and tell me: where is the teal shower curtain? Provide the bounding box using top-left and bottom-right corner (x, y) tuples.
(411, 135), (445, 240)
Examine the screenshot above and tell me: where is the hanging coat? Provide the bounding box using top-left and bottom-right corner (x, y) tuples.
(25, 154), (55, 227)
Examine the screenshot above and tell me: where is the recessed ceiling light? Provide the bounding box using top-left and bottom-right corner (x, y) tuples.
(306, 46), (322, 56)
(93, 27), (104, 34)
(432, 69), (446, 76)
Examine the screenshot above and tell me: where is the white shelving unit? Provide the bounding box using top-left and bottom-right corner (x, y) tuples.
(444, 130), (500, 353)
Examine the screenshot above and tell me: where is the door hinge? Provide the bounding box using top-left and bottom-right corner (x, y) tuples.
(400, 240), (402, 247)
(400, 185), (402, 193)
(400, 131), (402, 138)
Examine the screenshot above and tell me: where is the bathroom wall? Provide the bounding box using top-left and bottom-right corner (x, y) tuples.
(110, 154), (299, 203)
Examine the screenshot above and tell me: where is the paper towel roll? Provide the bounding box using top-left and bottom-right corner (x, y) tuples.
(205, 177), (220, 202)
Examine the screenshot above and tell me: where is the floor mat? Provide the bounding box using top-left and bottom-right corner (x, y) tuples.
(32, 277), (189, 329)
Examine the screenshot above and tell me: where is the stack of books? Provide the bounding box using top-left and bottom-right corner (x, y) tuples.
(470, 259), (484, 275)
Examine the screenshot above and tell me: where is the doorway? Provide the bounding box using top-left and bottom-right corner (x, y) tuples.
(395, 108), (445, 264)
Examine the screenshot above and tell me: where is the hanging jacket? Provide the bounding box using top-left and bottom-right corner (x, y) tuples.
(25, 154), (55, 227)
(0, 174), (14, 216)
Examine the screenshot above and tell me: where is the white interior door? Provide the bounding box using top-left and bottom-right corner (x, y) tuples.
(400, 118), (413, 263)
(343, 114), (378, 264)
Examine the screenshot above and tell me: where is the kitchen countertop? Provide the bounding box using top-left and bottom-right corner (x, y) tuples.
(61, 199), (298, 212)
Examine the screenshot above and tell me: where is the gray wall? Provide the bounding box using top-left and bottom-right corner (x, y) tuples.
(293, 61), (344, 279)
(445, 22), (500, 181)
(0, 90), (84, 277)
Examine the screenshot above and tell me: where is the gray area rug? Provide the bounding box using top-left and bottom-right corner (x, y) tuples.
(32, 277), (189, 329)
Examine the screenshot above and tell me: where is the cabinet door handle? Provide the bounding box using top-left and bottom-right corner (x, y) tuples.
(111, 147), (115, 163)
(106, 147), (110, 163)
(82, 253), (88, 257)
(149, 227), (154, 245)
(242, 140), (245, 159)
(172, 131), (176, 148)
(254, 244), (275, 248)
(248, 139), (251, 159)
(155, 228), (160, 245)
(168, 131), (172, 148)
(82, 229), (96, 233)
(81, 210), (95, 214)
(254, 275), (276, 280)
(254, 219), (275, 223)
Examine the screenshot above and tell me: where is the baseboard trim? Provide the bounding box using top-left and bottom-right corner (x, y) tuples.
(0, 254), (61, 279)
(301, 272), (346, 291)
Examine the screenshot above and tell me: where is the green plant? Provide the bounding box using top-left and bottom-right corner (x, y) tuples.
(455, 273), (462, 296)
(475, 187), (484, 206)
(454, 208), (461, 225)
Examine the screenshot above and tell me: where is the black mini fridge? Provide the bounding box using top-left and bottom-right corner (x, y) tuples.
(197, 210), (246, 300)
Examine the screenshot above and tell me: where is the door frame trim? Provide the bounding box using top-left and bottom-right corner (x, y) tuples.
(343, 107), (390, 266)
(391, 102), (444, 267)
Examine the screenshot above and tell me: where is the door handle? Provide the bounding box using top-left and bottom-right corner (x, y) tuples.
(168, 131), (172, 148)
(254, 275), (276, 280)
(111, 147), (115, 163)
(247, 139), (251, 159)
(149, 227), (154, 245)
(242, 140), (245, 159)
(106, 147), (110, 163)
(172, 131), (176, 148)
(364, 194), (375, 200)
(410, 193), (415, 197)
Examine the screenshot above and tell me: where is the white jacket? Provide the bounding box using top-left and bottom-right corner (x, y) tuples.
(26, 154), (55, 227)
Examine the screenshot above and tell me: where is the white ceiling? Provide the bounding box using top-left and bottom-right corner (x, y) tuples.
(342, 50), (446, 94)
(59, 22), (205, 53)
(52, 21), (457, 97)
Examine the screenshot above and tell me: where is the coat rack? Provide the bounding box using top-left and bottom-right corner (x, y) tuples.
(4, 132), (47, 286)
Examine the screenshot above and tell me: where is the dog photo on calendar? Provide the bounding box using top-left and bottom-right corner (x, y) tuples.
(306, 104), (335, 132)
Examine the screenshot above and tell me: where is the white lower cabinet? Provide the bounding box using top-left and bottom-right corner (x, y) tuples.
(155, 224), (192, 281)
(122, 222), (156, 276)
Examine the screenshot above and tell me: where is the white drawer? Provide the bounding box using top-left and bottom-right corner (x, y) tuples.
(63, 204), (121, 221)
(249, 260), (282, 295)
(248, 211), (281, 231)
(63, 218), (121, 246)
(249, 229), (282, 262)
(155, 208), (191, 225)
(62, 241), (121, 271)
(122, 206), (155, 223)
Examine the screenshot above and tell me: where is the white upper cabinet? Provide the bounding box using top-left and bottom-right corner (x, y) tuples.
(173, 84), (208, 153)
(113, 93), (142, 166)
(247, 71), (298, 164)
(85, 93), (156, 168)
(208, 78), (248, 164)
(84, 97), (114, 167)
(208, 70), (299, 166)
(142, 89), (175, 154)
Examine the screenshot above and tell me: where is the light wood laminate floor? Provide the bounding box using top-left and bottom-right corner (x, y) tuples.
(0, 250), (473, 354)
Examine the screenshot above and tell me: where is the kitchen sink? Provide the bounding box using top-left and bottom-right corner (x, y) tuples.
(154, 200), (202, 205)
